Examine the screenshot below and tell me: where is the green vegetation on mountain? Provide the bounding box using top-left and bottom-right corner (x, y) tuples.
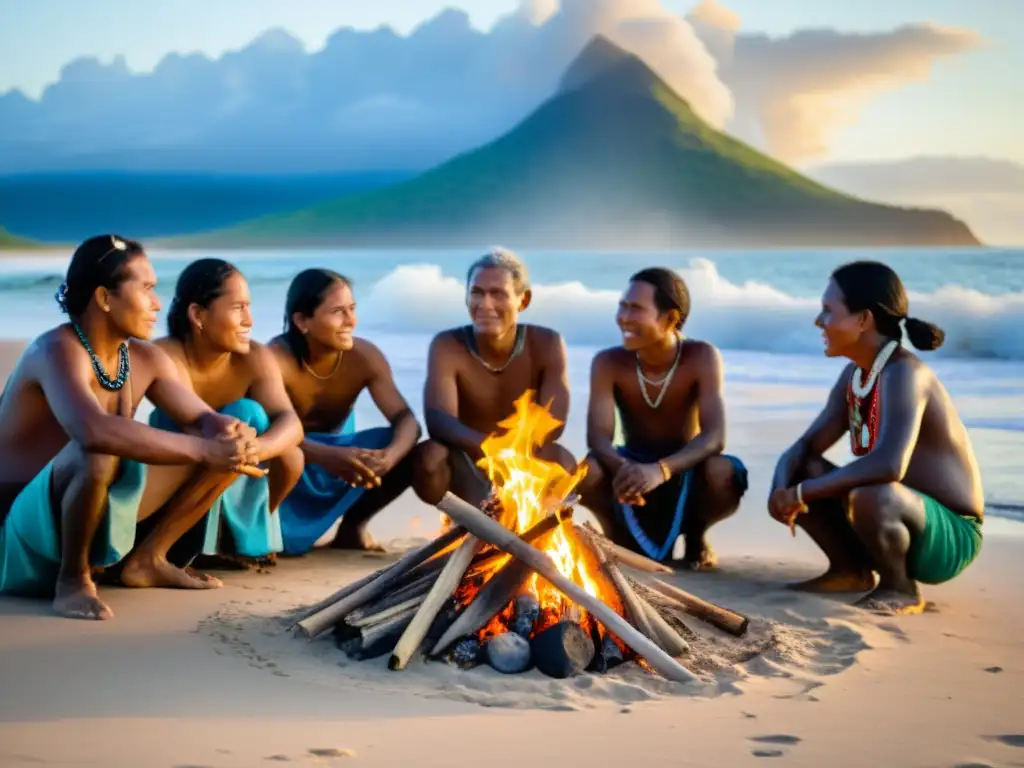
(0, 226), (36, 249)
(188, 36), (980, 248)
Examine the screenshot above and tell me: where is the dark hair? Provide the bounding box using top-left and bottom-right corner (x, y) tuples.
(831, 260), (944, 351)
(283, 268), (351, 362)
(55, 234), (146, 317)
(629, 267), (690, 330)
(167, 258), (241, 340)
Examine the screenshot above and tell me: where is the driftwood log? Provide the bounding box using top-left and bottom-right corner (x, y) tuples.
(581, 523), (673, 574)
(430, 557), (534, 656)
(296, 525), (467, 639)
(437, 492), (699, 684)
(647, 577), (750, 637)
(576, 525), (689, 658)
(388, 505), (573, 671)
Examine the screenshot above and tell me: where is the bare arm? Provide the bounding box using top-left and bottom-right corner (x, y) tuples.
(363, 342), (422, 464)
(799, 360), (925, 502)
(424, 334), (486, 457)
(246, 344), (304, 461)
(38, 336), (209, 464)
(536, 330), (570, 443)
(586, 352), (627, 476)
(771, 365), (852, 491)
(660, 344), (726, 476)
(143, 342), (238, 438)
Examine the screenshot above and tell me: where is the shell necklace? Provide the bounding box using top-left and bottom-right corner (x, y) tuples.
(848, 339), (898, 451)
(303, 351), (343, 381)
(635, 334), (683, 410)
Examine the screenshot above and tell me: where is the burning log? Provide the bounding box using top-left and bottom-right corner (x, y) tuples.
(437, 492), (700, 684)
(430, 556), (534, 656)
(530, 621), (595, 678)
(647, 577), (750, 638)
(388, 534), (484, 671)
(576, 524), (690, 658)
(388, 505), (572, 671)
(296, 525), (467, 639)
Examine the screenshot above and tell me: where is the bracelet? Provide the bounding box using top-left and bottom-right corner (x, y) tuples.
(657, 460), (672, 482)
(795, 482), (804, 506)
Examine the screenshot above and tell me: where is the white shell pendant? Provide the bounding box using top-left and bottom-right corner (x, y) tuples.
(861, 424), (870, 448)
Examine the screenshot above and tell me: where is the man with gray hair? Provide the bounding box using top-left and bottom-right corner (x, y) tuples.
(412, 247), (577, 507)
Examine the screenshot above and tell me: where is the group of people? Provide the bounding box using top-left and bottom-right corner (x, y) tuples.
(0, 235), (984, 622)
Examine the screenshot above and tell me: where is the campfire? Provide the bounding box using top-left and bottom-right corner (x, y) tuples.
(291, 393), (748, 682)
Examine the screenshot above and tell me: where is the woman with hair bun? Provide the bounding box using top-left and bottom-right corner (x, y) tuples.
(0, 236), (262, 620)
(144, 258), (305, 566)
(769, 261), (983, 614)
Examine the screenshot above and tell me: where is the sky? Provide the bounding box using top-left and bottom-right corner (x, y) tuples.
(0, 0), (1020, 166)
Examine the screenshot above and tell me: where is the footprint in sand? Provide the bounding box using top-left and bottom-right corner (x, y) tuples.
(984, 734), (1024, 748)
(750, 735), (802, 746)
(308, 747), (357, 758)
(751, 749), (785, 758)
(984, 666), (1003, 674)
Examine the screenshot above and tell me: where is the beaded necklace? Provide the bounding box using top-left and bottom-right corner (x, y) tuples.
(847, 340), (898, 454)
(71, 321), (130, 391)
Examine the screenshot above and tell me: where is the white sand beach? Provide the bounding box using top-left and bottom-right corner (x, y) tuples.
(1, 339), (1022, 768)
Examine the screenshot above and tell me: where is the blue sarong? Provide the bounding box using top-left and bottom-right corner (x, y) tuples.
(0, 457), (147, 597)
(149, 399), (282, 558)
(277, 419), (395, 556)
(613, 447), (747, 562)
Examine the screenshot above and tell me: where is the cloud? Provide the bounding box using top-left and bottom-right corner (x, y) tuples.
(807, 156), (1024, 245)
(0, 0), (728, 173)
(687, 4), (984, 163)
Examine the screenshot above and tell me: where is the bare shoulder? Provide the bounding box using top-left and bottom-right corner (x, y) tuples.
(525, 325), (566, 365)
(351, 337), (389, 370)
(266, 335), (299, 371)
(244, 340), (283, 373)
(883, 350), (929, 385)
(429, 328), (465, 358)
(681, 338), (721, 367)
(592, 345), (630, 372)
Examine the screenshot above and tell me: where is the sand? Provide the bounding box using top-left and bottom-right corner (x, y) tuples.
(1, 339), (1022, 768)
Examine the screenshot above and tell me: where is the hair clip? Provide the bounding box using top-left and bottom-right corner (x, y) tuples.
(54, 282), (69, 313)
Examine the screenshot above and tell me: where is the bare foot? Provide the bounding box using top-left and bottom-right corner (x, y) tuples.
(331, 524), (385, 552)
(682, 543), (718, 572)
(120, 554), (222, 590)
(53, 577), (114, 620)
(788, 569), (876, 593)
(184, 566), (224, 587)
(855, 588), (925, 615)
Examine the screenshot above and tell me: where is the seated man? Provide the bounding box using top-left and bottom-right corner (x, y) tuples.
(0, 235), (260, 620)
(145, 258), (305, 567)
(579, 268), (747, 570)
(412, 248), (576, 508)
(769, 261), (983, 615)
(269, 268), (421, 554)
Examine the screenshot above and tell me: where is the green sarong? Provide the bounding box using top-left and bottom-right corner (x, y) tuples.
(907, 491), (982, 585)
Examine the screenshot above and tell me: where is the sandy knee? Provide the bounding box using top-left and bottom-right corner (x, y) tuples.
(414, 440), (450, 476)
(275, 445), (305, 484)
(536, 442), (578, 474)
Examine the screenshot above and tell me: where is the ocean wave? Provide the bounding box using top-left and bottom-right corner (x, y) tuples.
(351, 259), (1024, 361)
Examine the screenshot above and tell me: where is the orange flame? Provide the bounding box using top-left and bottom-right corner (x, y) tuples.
(474, 391), (605, 624)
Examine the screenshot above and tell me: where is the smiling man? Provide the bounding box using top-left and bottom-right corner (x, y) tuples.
(412, 248), (577, 508)
(578, 267), (747, 570)
(270, 268), (421, 554)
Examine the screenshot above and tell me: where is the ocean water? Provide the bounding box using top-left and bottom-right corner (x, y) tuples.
(2, 245), (1022, 518)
